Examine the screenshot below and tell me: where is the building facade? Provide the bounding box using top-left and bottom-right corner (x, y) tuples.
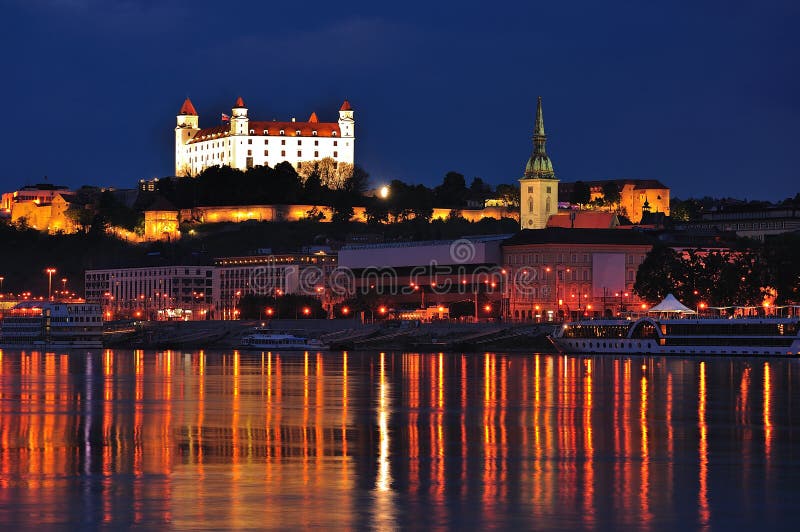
(85, 266), (215, 320)
(213, 252), (338, 319)
(559, 179), (670, 223)
(175, 96), (355, 176)
(502, 228), (653, 321)
(519, 97), (559, 230)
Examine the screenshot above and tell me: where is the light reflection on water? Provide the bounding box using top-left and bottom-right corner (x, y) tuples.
(0, 349), (798, 529)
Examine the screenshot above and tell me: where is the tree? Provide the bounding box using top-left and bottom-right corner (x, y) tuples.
(634, 245), (685, 302)
(495, 183), (520, 208)
(569, 181), (591, 207)
(601, 181), (621, 207)
(364, 196), (389, 225)
(434, 171), (468, 207)
(331, 190), (355, 224)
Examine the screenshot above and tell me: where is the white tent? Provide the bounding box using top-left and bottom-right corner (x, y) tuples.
(647, 293), (696, 314)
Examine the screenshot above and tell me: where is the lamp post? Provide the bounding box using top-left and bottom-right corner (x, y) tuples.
(45, 268), (56, 300)
(0, 276), (4, 294)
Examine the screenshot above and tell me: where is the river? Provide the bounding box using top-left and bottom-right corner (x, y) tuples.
(0, 349), (797, 529)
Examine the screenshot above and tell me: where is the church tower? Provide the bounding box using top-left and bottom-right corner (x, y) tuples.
(175, 98), (199, 176)
(519, 96), (559, 229)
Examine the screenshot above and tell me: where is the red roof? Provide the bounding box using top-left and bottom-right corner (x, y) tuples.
(234, 96), (246, 108)
(179, 97), (197, 115)
(339, 100), (352, 111)
(308, 112), (319, 123)
(188, 120), (341, 143)
(546, 211), (619, 229)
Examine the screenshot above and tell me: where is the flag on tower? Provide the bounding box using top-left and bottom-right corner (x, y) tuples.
(221, 113), (230, 122)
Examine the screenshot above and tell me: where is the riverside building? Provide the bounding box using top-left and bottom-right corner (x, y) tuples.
(175, 96), (355, 176)
(502, 228), (653, 321)
(85, 266), (215, 320)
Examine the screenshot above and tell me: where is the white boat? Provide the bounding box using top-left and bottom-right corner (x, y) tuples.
(239, 328), (327, 351)
(1, 301), (104, 349)
(548, 316), (800, 356)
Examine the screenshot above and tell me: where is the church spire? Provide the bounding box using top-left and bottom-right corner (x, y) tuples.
(524, 96), (556, 179)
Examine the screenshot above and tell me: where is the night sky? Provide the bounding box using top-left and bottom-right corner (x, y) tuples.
(1, 0), (797, 201)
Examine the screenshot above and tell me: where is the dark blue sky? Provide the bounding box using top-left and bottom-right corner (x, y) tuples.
(1, 0), (797, 200)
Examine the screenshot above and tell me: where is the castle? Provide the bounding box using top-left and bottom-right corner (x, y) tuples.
(174, 96), (355, 176)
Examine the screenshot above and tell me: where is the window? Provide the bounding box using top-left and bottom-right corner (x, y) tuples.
(332, 131), (337, 136)
(333, 140), (338, 146)
(281, 150), (285, 156)
(297, 140), (302, 145)
(528, 186), (533, 194)
(314, 151), (319, 157)
(314, 140), (319, 146)
(279, 130), (285, 135)
(295, 130), (301, 136)
(312, 131), (317, 136)
(546, 186), (551, 193)
(528, 198), (533, 213)
(247, 150), (252, 156)
(281, 139), (286, 145)
(247, 139), (252, 144)
(263, 130), (268, 135)
(297, 151), (302, 157)
(264, 150), (268, 156)
(333, 151), (338, 158)
(264, 139), (268, 144)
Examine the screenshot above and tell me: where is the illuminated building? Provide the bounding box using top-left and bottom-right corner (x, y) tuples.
(559, 179), (671, 224)
(2, 183), (78, 233)
(503, 228), (653, 320)
(84, 266), (215, 320)
(175, 96), (355, 177)
(214, 252), (338, 320)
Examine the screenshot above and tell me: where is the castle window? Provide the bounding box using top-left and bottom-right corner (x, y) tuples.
(528, 198), (533, 213)
(297, 151), (302, 157)
(279, 130), (285, 135)
(297, 140), (302, 146)
(314, 151), (319, 157)
(332, 131), (337, 136)
(264, 150), (268, 156)
(263, 130), (268, 135)
(281, 140), (285, 145)
(312, 131), (317, 136)
(264, 139), (268, 144)
(295, 130), (301, 136)
(281, 150), (286, 156)
(546, 186), (551, 193)
(249, 130), (254, 134)
(314, 140), (319, 146)
(247, 139), (252, 144)
(528, 186), (533, 193)
(333, 141), (338, 147)
(333, 151), (338, 158)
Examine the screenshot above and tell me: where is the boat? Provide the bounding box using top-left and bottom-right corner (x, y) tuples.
(548, 316), (800, 356)
(0, 301), (104, 349)
(239, 327), (327, 351)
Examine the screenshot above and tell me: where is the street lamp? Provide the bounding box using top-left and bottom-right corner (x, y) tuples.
(45, 267), (56, 300)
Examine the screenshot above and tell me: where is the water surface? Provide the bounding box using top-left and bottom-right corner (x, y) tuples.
(0, 349), (798, 529)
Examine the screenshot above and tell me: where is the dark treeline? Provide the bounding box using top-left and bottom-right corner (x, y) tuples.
(146, 165), (520, 217)
(635, 233), (800, 306)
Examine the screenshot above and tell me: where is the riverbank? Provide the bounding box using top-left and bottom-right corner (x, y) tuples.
(103, 319), (558, 352)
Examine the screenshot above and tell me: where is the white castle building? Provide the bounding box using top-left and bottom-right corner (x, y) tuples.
(175, 96), (355, 176)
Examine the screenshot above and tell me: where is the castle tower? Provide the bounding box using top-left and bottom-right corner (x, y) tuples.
(175, 98), (199, 176)
(519, 96), (559, 229)
(230, 96), (250, 169)
(338, 100), (354, 138)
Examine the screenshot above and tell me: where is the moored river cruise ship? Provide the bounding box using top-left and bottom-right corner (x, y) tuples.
(549, 316), (800, 356)
(0, 301), (104, 349)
